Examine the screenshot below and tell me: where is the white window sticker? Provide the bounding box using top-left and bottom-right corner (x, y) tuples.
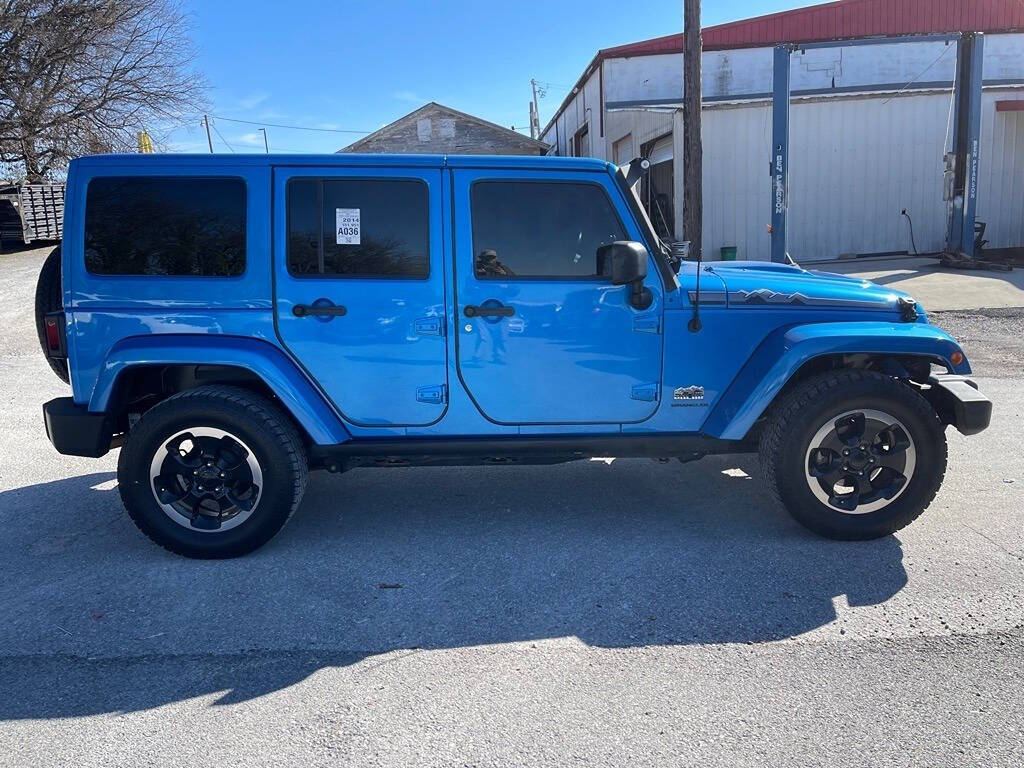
(336, 208), (360, 245)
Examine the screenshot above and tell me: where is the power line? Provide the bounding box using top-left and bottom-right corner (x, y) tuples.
(209, 120), (236, 153)
(209, 114), (371, 134)
(534, 80), (573, 90)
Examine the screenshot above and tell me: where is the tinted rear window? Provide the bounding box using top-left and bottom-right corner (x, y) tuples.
(84, 177), (246, 276)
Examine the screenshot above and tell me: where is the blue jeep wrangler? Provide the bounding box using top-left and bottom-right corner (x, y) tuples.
(36, 154), (991, 558)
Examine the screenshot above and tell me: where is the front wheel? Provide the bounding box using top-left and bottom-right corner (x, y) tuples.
(760, 370), (947, 540)
(117, 385), (308, 558)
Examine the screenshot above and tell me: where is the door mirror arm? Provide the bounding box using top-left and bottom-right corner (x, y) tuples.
(597, 241), (653, 310)
(629, 281), (654, 311)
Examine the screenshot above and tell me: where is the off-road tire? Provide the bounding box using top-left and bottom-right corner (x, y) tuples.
(759, 370), (947, 540)
(118, 385), (308, 558)
(34, 246), (69, 383)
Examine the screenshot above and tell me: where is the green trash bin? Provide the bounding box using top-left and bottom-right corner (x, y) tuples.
(720, 246), (737, 261)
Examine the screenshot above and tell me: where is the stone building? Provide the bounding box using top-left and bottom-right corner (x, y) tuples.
(339, 102), (548, 156)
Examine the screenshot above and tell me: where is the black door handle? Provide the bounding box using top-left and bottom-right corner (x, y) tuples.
(293, 303), (347, 317)
(464, 304), (515, 318)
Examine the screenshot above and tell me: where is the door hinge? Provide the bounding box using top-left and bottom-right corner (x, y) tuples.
(630, 383), (660, 402)
(414, 316), (445, 336)
(633, 313), (662, 334)
(416, 384), (447, 405)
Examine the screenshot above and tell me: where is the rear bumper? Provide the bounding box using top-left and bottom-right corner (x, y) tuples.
(43, 398), (114, 458)
(927, 375), (992, 436)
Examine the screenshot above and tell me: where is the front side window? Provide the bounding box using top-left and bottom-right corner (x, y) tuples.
(471, 181), (626, 279)
(85, 177), (246, 276)
(287, 178), (429, 278)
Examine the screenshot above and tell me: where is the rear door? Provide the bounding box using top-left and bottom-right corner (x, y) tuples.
(452, 169), (664, 425)
(273, 166), (447, 427)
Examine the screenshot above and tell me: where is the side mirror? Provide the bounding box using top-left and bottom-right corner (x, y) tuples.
(597, 241), (653, 310)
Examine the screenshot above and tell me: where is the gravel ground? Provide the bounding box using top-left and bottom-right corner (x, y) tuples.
(1, 246), (1023, 767)
(932, 307), (1024, 378)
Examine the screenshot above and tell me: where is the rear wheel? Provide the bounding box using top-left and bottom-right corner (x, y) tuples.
(760, 370), (947, 540)
(117, 385), (308, 558)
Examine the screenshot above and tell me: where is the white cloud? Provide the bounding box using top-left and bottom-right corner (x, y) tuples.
(236, 92), (270, 111)
(393, 90), (427, 104)
(237, 131), (265, 146)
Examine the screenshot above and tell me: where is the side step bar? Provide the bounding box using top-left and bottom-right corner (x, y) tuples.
(310, 434), (755, 470)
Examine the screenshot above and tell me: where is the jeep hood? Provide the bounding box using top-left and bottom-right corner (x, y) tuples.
(702, 261), (915, 313)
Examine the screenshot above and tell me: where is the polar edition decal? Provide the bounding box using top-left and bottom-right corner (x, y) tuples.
(686, 288), (893, 309)
(671, 385), (708, 408)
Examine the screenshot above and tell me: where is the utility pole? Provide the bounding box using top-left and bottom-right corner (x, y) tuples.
(203, 115), (214, 153)
(259, 127), (269, 153)
(530, 79), (541, 139)
(682, 0), (703, 258)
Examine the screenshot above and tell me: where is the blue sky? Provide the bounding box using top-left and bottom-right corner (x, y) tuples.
(169, 0), (811, 154)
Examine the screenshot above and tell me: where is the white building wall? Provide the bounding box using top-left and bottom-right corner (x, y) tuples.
(544, 66), (607, 160)
(699, 87), (1024, 262)
(978, 99), (1024, 249)
(594, 33), (1024, 109)
(700, 102), (772, 258)
(603, 108), (673, 157)
(542, 32), (1024, 261)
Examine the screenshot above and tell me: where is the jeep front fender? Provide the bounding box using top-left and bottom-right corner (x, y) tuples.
(91, 335), (351, 445)
(702, 321), (971, 441)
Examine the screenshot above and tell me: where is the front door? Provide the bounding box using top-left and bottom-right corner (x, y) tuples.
(274, 167), (447, 427)
(452, 169), (664, 425)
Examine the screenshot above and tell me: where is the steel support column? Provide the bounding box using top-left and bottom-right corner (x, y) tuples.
(947, 33), (986, 258)
(770, 45), (792, 263)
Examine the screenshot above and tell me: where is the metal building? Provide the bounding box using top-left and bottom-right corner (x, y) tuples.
(540, 0), (1024, 262)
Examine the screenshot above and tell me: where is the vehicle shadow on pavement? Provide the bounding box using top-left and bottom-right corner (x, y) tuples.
(0, 457), (908, 719)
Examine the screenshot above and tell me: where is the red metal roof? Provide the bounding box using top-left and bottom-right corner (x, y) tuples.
(603, 0), (1024, 57)
(543, 0), (1024, 138)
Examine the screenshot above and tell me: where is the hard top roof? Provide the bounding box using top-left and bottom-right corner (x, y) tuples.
(72, 153), (612, 173)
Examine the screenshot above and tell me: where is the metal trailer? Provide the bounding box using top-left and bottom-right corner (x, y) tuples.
(0, 183), (65, 247)
(0, 186), (23, 246)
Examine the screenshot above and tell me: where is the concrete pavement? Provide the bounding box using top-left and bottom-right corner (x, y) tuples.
(823, 254), (1024, 312)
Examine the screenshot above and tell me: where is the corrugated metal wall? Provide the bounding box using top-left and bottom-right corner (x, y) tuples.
(979, 98), (1024, 249)
(699, 88), (1024, 261)
(785, 91), (953, 259)
(701, 103), (772, 259)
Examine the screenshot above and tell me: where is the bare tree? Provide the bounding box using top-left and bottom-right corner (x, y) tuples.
(0, 0), (206, 181)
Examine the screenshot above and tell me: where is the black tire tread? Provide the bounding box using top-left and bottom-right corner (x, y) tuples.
(759, 369), (947, 539)
(118, 385), (308, 558)
(34, 246), (69, 383)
